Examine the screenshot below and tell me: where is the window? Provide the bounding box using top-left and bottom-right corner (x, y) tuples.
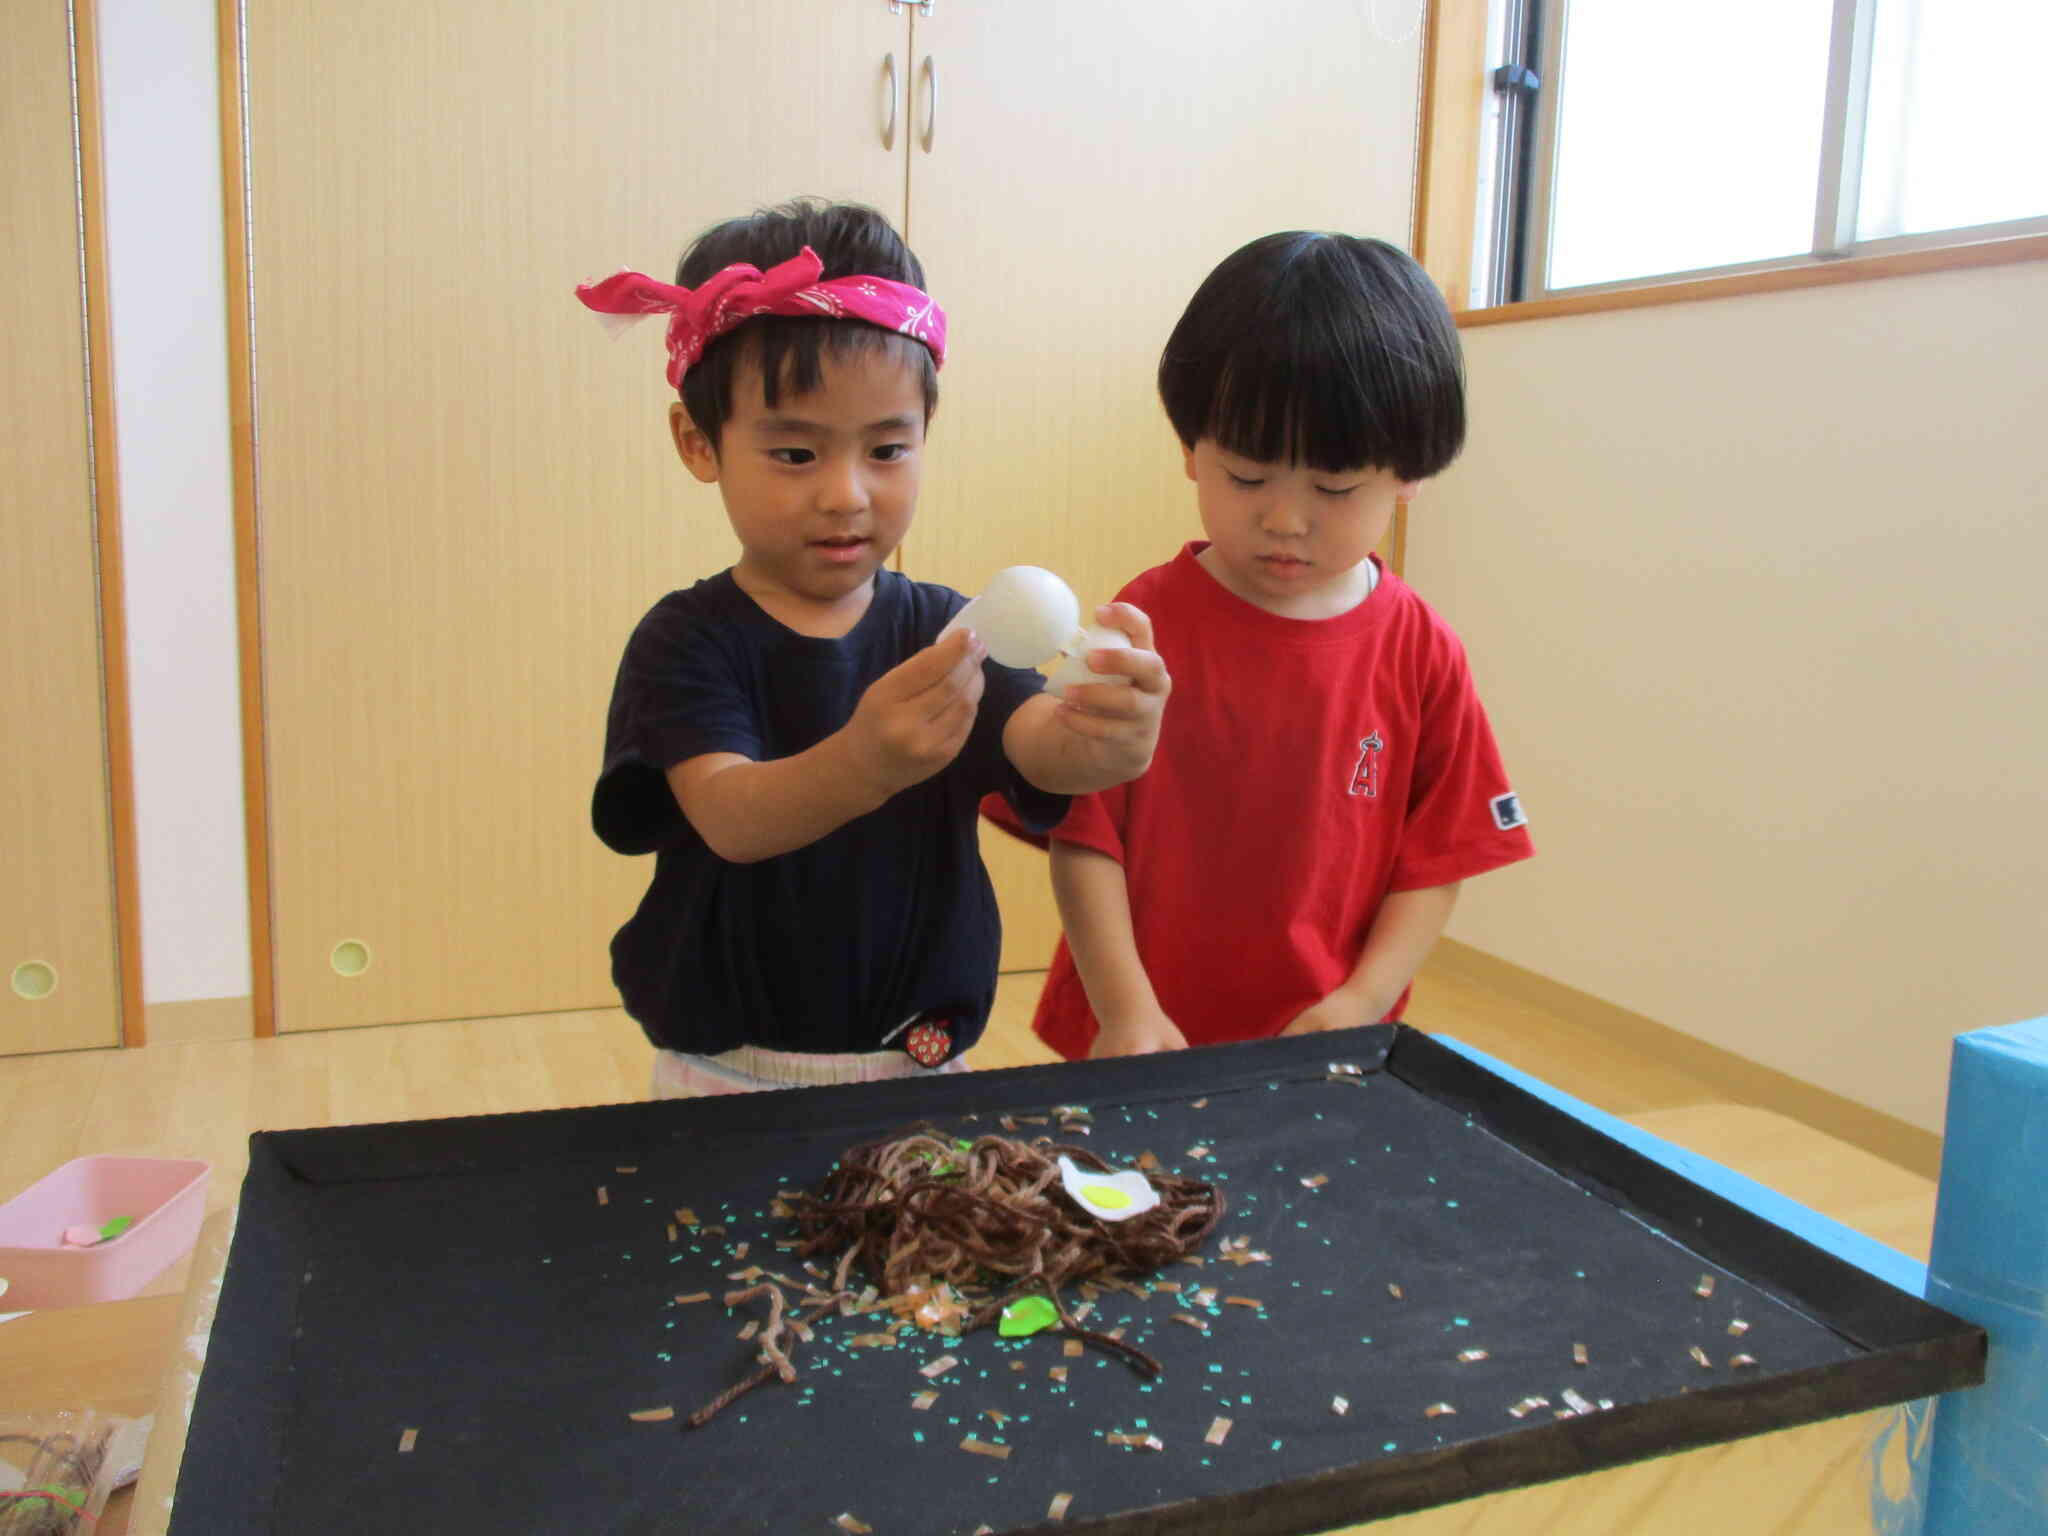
(1475, 0), (2048, 305)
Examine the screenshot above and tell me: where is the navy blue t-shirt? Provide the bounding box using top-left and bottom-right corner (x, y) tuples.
(594, 569), (1067, 1057)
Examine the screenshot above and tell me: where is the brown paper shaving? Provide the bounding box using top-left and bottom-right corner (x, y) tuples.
(398, 1428), (419, 1453)
(627, 1406), (674, 1423)
(1107, 1433), (1164, 1450)
(920, 1354), (960, 1379)
(1205, 1416), (1233, 1445)
(961, 1436), (1012, 1460)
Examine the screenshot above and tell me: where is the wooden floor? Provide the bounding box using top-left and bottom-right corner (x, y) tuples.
(0, 956), (1927, 1244)
(0, 956), (1778, 1229)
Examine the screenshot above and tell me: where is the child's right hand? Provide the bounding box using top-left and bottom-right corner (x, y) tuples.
(1088, 1007), (1189, 1059)
(844, 627), (989, 798)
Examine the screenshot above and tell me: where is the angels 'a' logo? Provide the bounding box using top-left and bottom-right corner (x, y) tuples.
(1348, 731), (1385, 798)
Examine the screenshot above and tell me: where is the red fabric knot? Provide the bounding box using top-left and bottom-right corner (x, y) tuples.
(574, 245), (947, 388)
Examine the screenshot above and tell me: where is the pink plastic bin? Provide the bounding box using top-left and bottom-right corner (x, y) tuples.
(0, 1154), (210, 1310)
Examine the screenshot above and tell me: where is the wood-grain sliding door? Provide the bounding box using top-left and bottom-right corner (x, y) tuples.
(1, 1), (130, 1057)
(901, 0), (1423, 967)
(240, 0), (910, 1030)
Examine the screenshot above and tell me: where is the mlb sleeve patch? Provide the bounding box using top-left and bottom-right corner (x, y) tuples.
(1489, 791), (1528, 832)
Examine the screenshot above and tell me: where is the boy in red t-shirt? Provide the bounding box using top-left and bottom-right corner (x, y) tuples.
(987, 231), (1532, 1059)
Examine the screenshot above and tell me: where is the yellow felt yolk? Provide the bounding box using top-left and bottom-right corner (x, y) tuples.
(1080, 1182), (1133, 1211)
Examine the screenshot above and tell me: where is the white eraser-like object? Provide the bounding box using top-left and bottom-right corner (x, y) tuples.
(1047, 624), (1135, 699)
(939, 565), (1081, 668)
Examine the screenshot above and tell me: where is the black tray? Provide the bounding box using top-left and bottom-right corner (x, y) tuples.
(170, 1024), (1984, 1534)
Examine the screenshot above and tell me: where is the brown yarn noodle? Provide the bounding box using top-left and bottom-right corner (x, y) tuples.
(684, 1128), (1224, 1426)
(792, 1127), (1224, 1318)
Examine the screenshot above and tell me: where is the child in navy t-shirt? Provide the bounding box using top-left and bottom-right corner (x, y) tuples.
(578, 198), (1169, 1094)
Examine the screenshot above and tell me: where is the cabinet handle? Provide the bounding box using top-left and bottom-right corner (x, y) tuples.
(882, 52), (898, 150)
(919, 55), (937, 153)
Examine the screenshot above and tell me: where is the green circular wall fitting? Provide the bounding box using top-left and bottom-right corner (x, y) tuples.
(330, 940), (372, 978)
(11, 961), (58, 1000)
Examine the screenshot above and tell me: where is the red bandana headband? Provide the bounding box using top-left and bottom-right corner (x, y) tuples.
(574, 245), (947, 388)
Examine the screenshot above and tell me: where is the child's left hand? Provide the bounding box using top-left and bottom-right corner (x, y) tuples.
(1048, 602), (1170, 783)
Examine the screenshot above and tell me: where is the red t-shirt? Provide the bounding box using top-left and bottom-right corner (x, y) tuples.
(985, 543), (1533, 1060)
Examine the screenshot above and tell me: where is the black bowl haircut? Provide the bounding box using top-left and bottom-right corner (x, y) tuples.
(676, 197), (939, 448)
(1157, 232), (1465, 483)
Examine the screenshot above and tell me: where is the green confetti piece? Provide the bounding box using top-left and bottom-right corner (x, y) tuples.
(998, 1296), (1060, 1338)
(98, 1216), (134, 1242)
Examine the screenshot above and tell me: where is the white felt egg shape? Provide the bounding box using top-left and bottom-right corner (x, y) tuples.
(1047, 624), (1135, 699)
(944, 565), (1080, 668)
(1057, 1155), (1160, 1222)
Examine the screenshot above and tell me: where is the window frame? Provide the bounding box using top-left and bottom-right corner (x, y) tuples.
(1412, 0), (2048, 326)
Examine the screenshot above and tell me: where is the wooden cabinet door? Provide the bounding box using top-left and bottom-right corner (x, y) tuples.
(900, 0), (1423, 967)
(244, 0), (911, 1030)
(2, 3), (124, 1056)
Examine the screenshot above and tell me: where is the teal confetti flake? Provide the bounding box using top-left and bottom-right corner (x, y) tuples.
(1454, 1317), (1470, 1327)
(1382, 1441), (1397, 1452)
(1446, 1200), (1460, 1208)
(1271, 1439), (1283, 1451)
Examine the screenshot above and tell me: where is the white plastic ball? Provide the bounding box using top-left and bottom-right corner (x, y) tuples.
(962, 565), (1080, 668)
(1047, 624), (1135, 698)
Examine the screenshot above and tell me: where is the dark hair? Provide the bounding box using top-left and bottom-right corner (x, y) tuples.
(1157, 232), (1465, 481)
(676, 198), (938, 447)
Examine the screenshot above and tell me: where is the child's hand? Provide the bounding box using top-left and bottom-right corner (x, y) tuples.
(1280, 987), (1377, 1036)
(1089, 1005), (1189, 1059)
(1050, 603), (1171, 782)
(844, 628), (988, 798)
